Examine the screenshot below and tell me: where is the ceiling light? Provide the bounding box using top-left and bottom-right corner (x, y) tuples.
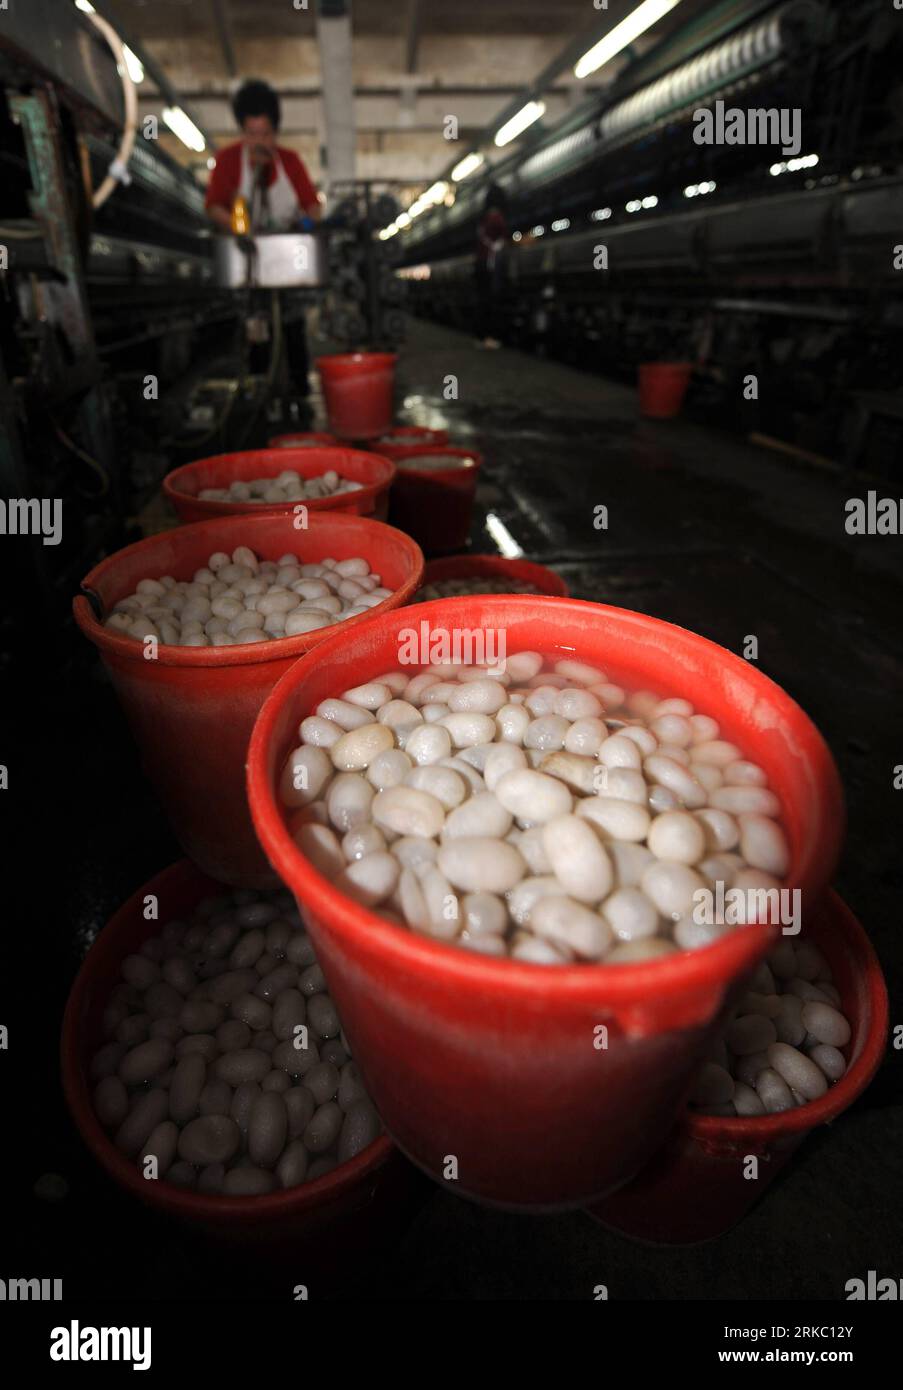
(591, 207), (612, 221)
(451, 152), (485, 182)
(531, 225), (545, 237)
(551, 218), (570, 232)
(575, 0), (683, 80)
(642, 194), (658, 209)
(424, 180), (449, 205)
(121, 47), (144, 84)
(119, 45), (144, 83)
(162, 106), (206, 153)
(512, 231), (523, 242)
(495, 100), (546, 148)
(625, 199), (641, 213)
(396, 213), (411, 228)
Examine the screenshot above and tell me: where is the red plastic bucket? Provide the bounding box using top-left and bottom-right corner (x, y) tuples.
(638, 362), (693, 419)
(163, 448), (396, 524)
(586, 892), (887, 1243)
(73, 513), (424, 887)
(316, 352), (397, 439)
(269, 432), (338, 448)
(368, 426), (449, 448)
(420, 554), (568, 598)
(381, 445), (482, 556)
(247, 596), (843, 1207)
(61, 859), (408, 1247)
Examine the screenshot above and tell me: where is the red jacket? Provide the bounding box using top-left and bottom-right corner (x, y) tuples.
(477, 209), (508, 265)
(205, 141), (319, 215)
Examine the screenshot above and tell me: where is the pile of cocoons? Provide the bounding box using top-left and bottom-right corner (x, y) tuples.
(693, 936), (851, 1115)
(278, 651), (791, 965)
(91, 889), (381, 1195)
(103, 547), (393, 647)
(416, 576), (545, 601)
(198, 469), (362, 503)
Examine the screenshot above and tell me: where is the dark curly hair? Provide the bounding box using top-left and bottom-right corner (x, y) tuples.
(232, 79), (281, 131)
(483, 182), (509, 216)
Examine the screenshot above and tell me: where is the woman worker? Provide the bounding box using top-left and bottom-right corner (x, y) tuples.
(206, 79), (321, 397)
(206, 78), (321, 234)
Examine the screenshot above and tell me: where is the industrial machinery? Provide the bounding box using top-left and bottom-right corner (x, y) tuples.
(0, 0), (243, 613)
(320, 181), (405, 350)
(400, 0), (903, 470)
(0, 2), (403, 626)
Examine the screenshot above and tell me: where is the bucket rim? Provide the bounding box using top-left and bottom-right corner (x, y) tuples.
(420, 553), (569, 597)
(73, 511), (424, 669)
(315, 351), (398, 371)
(378, 444), (482, 476)
(162, 447), (396, 513)
(369, 426), (449, 445)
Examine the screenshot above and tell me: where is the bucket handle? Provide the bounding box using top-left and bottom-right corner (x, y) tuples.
(79, 584), (105, 622)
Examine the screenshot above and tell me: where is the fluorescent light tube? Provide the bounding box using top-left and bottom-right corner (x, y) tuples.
(451, 152), (485, 182)
(162, 106), (206, 153)
(575, 0), (682, 80)
(495, 100), (545, 148)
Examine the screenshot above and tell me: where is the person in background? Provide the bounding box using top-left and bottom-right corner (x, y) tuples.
(206, 79), (321, 233)
(206, 79), (321, 401)
(475, 184), (509, 349)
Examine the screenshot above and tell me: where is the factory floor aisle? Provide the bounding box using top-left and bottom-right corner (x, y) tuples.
(10, 317), (902, 1303)
(374, 318), (903, 1298)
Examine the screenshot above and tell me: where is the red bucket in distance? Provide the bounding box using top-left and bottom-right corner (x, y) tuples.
(316, 352), (397, 439)
(268, 432), (338, 448)
(382, 445), (482, 555)
(638, 362), (693, 419)
(61, 858), (408, 1249)
(73, 513), (424, 887)
(420, 553), (568, 597)
(247, 596), (844, 1207)
(163, 448), (396, 523)
(586, 892), (888, 1243)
